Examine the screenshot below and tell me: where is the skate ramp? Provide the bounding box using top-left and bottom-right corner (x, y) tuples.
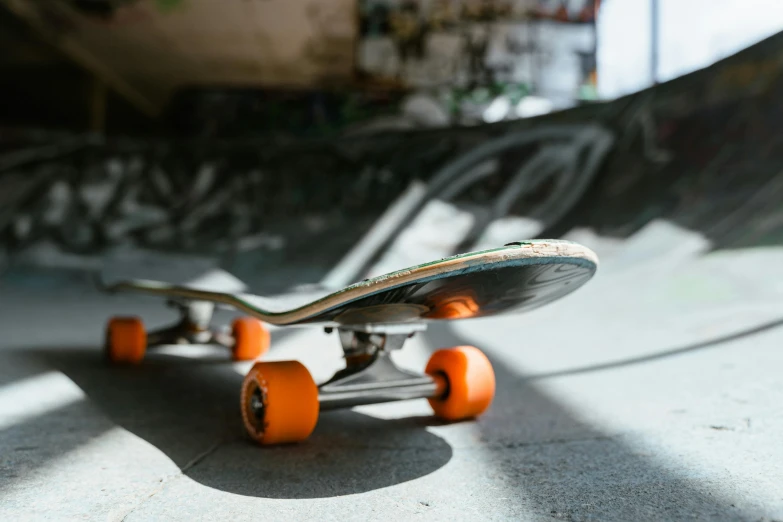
(547, 29), (783, 251)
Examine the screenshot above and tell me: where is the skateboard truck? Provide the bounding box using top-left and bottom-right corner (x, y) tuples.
(104, 299), (270, 364)
(318, 326), (447, 410)
(241, 323), (496, 446)
(147, 300), (225, 346)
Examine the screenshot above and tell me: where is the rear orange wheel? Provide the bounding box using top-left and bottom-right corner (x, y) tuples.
(425, 345), (495, 421)
(240, 361), (319, 445)
(105, 316), (146, 364)
(231, 317), (270, 361)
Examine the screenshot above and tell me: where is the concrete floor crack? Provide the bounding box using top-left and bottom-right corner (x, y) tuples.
(118, 440), (224, 521)
(180, 439), (223, 474)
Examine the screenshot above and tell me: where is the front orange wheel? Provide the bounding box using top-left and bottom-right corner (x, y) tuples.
(105, 316), (146, 364)
(231, 317), (270, 361)
(240, 361), (319, 445)
(425, 345), (495, 421)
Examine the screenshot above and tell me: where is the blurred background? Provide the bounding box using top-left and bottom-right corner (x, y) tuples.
(3, 0), (783, 284)
(2, 1), (783, 520)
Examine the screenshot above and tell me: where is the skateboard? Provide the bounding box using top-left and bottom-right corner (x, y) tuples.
(100, 240), (598, 445)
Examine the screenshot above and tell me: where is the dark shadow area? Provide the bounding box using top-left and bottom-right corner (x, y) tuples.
(0, 349), (53, 387)
(526, 315), (783, 381)
(10, 344), (452, 499)
(0, 4), (154, 134)
(422, 323), (757, 520)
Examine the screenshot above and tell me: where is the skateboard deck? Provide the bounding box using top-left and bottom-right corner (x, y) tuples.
(101, 240), (598, 328)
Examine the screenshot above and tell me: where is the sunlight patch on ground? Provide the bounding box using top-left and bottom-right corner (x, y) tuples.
(153, 344), (228, 359)
(0, 371), (86, 431)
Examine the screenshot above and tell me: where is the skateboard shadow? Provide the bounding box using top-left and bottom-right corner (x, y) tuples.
(22, 344), (453, 499)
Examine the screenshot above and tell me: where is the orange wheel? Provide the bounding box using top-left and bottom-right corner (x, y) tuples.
(105, 316), (146, 364)
(240, 361), (319, 445)
(425, 345), (495, 421)
(231, 317), (270, 361)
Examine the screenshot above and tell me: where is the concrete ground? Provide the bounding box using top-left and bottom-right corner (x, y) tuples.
(1, 218), (783, 521)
